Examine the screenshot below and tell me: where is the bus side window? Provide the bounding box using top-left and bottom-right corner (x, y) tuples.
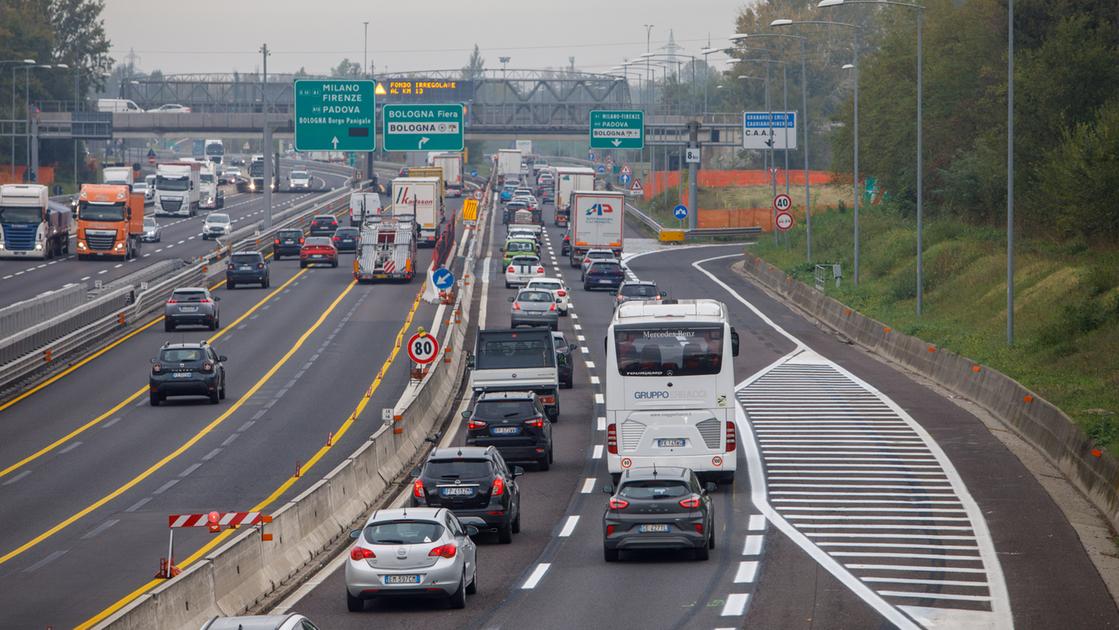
(731, 327), (740, 357)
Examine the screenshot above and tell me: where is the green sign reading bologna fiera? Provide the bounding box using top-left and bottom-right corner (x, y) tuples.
(294, 79), (376, 152)
(382, 104), (465, 152)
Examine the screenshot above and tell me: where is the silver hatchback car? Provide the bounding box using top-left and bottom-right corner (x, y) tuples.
(510, 288), (559, 330)
(164, 287), (220, 332)
(345, 507), (484, 611)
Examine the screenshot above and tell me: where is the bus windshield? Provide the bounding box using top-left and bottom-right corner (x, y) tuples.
(614, 325), (723, 377)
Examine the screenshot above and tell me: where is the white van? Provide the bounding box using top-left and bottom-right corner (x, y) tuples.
(96, 98), (143, 113)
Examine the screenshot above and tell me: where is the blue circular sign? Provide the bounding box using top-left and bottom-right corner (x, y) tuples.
(470, 170), (478, 177)
(673, 204), (689, 220)
(588, 151), (597, 162)
(432, 268), (455, 290)
(619, 173), (631, 185)
(596, 164), (606, 174)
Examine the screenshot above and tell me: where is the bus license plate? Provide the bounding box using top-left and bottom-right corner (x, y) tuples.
(384, 574), (421, 585)
(639, 524), (670, 533)
(657, 438), (686, 448)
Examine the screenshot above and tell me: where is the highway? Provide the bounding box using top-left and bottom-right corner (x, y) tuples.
(283, 198), (1119, 629)
(0, 159), (349, 307)
(0, 191), (462, 628)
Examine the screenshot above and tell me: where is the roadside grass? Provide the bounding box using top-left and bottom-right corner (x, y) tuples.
(750, 203), (1119, 453)
(641, 182), (852, 227)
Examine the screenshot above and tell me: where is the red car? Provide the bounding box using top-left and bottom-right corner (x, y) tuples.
(299, 236), (338, 268)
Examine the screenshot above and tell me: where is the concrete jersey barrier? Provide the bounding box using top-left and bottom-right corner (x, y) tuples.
(737, 253), (1119, 533)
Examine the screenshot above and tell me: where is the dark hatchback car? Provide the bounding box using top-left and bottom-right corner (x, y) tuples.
(273, 228), (304, 260)
(411, 446), (523, 544)
(464, 391), (553, 470)
(552, 331), (575, 389)
(149, 341), (227, 406)
(583, 260), (626, 291)
(602, 467), (716, 562)
(226, 251), (270, 289)
(331, 226), (360, 252)
(308, 214), (339, 237)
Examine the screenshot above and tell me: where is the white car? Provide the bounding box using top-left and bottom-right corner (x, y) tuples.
(505, 255), (545, 289)
(526, 277), (570, 315)
(148, 103), (191, 113)
(140, 215), (161, 242)
(580, 248), (617, 275)
(288, 170), (311, 190)
(506, 228), (540, 244)
(201, 213), (231, 240)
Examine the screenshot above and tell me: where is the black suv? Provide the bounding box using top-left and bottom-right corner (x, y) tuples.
(584, 260), (625, 291)
(464, 391), (554, 470)
(273, 228), (304, 260)
(602, 466), (716, 562)
(411, 446), (523, 543)
(149, 342), (227, 406)
(308, 214), (339, 237)
(226, 251), (269, 289)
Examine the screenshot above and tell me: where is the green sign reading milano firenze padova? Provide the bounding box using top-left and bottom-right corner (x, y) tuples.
(294, 79), (376, 152)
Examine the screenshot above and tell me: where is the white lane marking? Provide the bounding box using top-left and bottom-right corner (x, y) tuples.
(57, 441), (82, 454)
(152, 479), (179, 494)
(2, 470), (31, 486)
(580, 347), (589, 354)
(734, 561), (759, 583)
(747, 515), (766, 532)
(584, 360), (595, 369)
(592, 445), (604, 459)
(79, 275), (90, 281)
(597, 416), (606, 431)
(125, 497), (151, 512)
(580, 478), (596, 494)
(202, 448), (222, 461)
(743, 535), (764, 556)
(720, 593), (750, 616)
(180, 463), (203, 477)
(101, 417), (122, 429)
(97, 269), (107, 274)
(558, 515), (579, 537)
(80, 519), (120, 540)
(22, 550), (67, 573)
(521, 563), (551, 589)
(594, 393), (604, 405)
(589, 375), (600, 385)
(573, 323), (582, 330)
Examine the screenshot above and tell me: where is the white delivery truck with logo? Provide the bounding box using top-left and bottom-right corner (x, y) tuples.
(568, 190), (624, 266)
(392, 176), (443, 246)
(154, 162), (202, 217)
(496, 149), (522, 187)
(554, 166), (596, 226)
(432, 153), (463, 197)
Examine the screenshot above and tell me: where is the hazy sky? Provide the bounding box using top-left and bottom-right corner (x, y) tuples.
(102, 0), (746, 76)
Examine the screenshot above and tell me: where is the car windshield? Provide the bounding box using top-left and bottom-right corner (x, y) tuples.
(171, 290), (208, 302)
(336, 228), (359, 237)
(160, 348), (204, 363)
(618, 479), (691, 500)
(304, 237), (332, 246)
(199, 174), (214, 183)
(279, 230), (302, 238)
(292, 171), (309, 179)
(155, 176), (189, 191)
(424, 459), (492, 479)
(614, 325), (724, 377)
(231, 253), (261, 265)
(78, 201), (126, 222)
(474, 400), (536, 420)
(506, 241), (534, 252)
(621, 284), (658, 298)
(517, 291), (553, 303)
(144, 217), (157, 227)
(207, 214), (230, 224)
(363, 520), (444, 545)
(510, 256), (539, 266)
(506, 203), (526, 211)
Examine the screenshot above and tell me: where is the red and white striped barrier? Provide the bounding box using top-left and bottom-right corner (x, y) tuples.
(157, 511), (273, 578)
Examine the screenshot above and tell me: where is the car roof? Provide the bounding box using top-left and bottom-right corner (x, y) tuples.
(161, 341), (208, 350)
(172, 286), (208, 292)
(202, 614), (303, 630)
(312, 214), (336, 220)
(622, 466), (692, 481)
(527, 277), (563, 284)
(621, 280), (656, 287)
(478, 390), (535, 401)
(429, 446), (494, 460)
(587, 249), (615, 254)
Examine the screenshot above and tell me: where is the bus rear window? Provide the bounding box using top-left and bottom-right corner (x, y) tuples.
(614, 326), (723, 376)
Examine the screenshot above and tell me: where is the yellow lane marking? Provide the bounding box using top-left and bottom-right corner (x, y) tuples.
(0, 267), (303, 481)
(78, 282), (426, 629)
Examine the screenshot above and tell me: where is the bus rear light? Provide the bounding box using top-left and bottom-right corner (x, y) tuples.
(607, 424), (618, 454)
(726, 421), (737, 452)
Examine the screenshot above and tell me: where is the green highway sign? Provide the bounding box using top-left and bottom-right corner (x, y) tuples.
(294, 79), (376, 152)
(589, 110), (645, 149)
(383, 104), (465, 152)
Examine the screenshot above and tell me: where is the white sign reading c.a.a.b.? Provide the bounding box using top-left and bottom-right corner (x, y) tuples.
(743, 112), (797, 150)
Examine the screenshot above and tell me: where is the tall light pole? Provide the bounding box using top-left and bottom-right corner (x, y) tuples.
(732, 32), (813, 260)
(23, 64), (66, 181)
(363, 21), (370, 78)
(817, 1), (925, 310)
(1007, 0), (1014, 345)
(4, 59), (35, 177)
(700, 46), (721, 115)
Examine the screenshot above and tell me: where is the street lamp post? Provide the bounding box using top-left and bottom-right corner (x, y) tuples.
(3, 59), (35, 177)
(23, 64), (66, 182)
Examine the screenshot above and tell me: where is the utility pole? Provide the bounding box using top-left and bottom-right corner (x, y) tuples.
(686, 120), (699, 231)
(260, 43), (273, 228)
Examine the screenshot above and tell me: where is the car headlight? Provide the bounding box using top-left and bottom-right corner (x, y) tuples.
(78, 241), (87, 249)
(115, 242), (124, 250)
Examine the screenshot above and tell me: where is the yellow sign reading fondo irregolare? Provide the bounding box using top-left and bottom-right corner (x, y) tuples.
(463, 199), (479, 222)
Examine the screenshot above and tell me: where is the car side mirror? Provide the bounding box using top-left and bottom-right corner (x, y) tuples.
(508, 296), (515, 302)
(704, 482), (717, 494)
(731, 327), (740, 357)
(512, 466), (525, 478)
(460, 410), (472, 419)
(659, 291), (668, 298)
(569, 343), (578, 351)
(149, 357), (158, 364)
(602, 482), (615, 494)
(349, 529), (361, 540)
(218, 355), (228, 362)
(465, 525), (480, 537)
(411, 466), (422, 477)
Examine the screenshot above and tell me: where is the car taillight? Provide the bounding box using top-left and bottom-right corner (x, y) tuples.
(491, 477), (505, 496)
(726, 421), (737, 453)
(583, 257), (590, 264)
(273, 238), (280, 245)
(200, 362), (214, 373)
(333, 236), (340, 241)
(152, 364), (162, 374)
(607, 424), (618, 454)
(524, 417), (545, 429)
(608, 497), (629, 510)
(198, 298), (211, 304)
(557, 290), (567, 297)
(299, 237), (305, 244)
(536, 267), (544, 274)
(507, 266), (516, 273)
(549, 303), (556, 311)
(468, 419), (487, 430)
(512, 302), (521, 311)
(694, 522), (705, 534)
(412, 479), (425, 498)
(166, 299), (177, 304)
(350, 547), (375, 560)
(605, 524), (616, 535)
(539, 395), (555, 405)
(679, 496), (701, 509)
(428, 543), (457, 559)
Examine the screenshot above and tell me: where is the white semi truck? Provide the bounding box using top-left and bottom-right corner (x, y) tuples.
(102, 166), (134, 188)
(154, 162), (201, 217)
(496, 149), (522, 187)
(199, 163), (223, 209)
(392, 176), (443, 246)
(568, 190), (625, 266)
(432, 153), (464, 198)
(0, 184), (71, 259)
(554, 166), (596, 226)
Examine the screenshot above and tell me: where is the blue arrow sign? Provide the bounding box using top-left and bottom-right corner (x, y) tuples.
(596, 164), (606, 174)
(619, 173), (631, 185)
(470, 169), (478, 177)
(588, 151), (597, 162)
(673, 204), (689, 220)
(432, 268), (455, 290)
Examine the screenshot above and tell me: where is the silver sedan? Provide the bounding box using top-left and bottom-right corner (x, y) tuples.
(510, 288), (559, 330)
(345, 507), (484, 611)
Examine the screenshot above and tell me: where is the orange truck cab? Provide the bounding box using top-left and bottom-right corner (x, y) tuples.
(76, 184), (145, 260)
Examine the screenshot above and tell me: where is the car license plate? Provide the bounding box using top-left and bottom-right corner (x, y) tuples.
(180, 306), (198, 312)
(639, 523), (671, 533)
(239, 266), (252, 271)
(284, 239), (295, 244)
(384, 574), (421, 585)
(657, 438), (687, 448)
(312, 254), (322, 259)
(491, 426), (520, 436)
(173, 372), (192, 378)
(440, 487), (474, 497)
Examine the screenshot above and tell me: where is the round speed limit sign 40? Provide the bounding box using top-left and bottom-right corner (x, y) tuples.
(406, 332), (440, 364)
(773, 193), (792, 212)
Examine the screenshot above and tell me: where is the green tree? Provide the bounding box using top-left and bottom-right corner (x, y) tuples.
(462, 44), (485, 81)
(331, 58), (361, 78)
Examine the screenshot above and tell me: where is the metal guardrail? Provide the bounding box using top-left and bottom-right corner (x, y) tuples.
(0, 284), (87, 339)
(0, 182), (356, 395)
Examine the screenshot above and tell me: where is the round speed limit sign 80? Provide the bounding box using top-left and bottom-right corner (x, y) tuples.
(406, 332), (440, 364)
(773, 193), (792, 212)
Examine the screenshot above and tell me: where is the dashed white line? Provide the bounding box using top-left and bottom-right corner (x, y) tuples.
(734, 561), (759, 583)
(747, 515), (766, 531)
(521, 563), (551, 589)
(720, 593), (750, 616)
(743, 535), (764, 556)
(57, 441), (82, 454)
(597, 416), (606, 431)
(592, 445), (604, 459)
(558, 515), (579, 537)
(580, 478), (596, 494)
(594, 393), (604, 405)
